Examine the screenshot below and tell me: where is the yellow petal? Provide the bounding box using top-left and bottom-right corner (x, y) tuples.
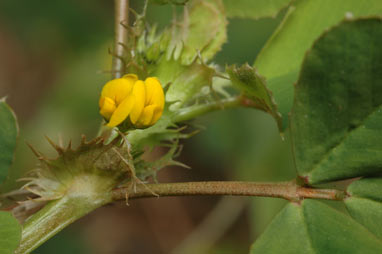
(130, 80), (146, 124)
(99, 96), (116, 120)
(101, 78), (135, 105)
(99, 96), (104, 108)
(122, 74), (138, 82)
(150, 106), (163, 125)
(144, 77), (165, 109)
(136, 105), (156, 127)
(107, 95), (135, 127)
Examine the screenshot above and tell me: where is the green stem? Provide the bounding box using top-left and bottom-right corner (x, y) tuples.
(112, 181), (345, 202)
(173, 97), (242, 123)
(16, 196), (111, 254)
(15, 173), (116, 254)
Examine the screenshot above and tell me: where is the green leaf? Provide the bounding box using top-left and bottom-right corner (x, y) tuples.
(345, 177), (382, 239)
(0, 211), (22, 254)
(290, 17), (382, 184)
(223, 0), (291, 19)
(254, 0), (382, 124)
(266, 71), (297, 129)
(227, 64), (282, 130)
(250, 200), (382, 254)
(0, 98), (18, 184)
(167, 0), (227, 65)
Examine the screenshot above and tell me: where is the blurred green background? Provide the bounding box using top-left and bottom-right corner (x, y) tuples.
(0, 1), (295, 253)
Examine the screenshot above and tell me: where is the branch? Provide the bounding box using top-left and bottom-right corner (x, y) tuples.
(112, 181), (345, 202)
(112, 0), (129, 78)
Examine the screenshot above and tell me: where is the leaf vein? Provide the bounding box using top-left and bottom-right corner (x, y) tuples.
(306, 104), (382, 178)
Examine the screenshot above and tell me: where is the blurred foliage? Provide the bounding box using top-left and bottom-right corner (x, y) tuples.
(223, 0), (290, 19)
(0, 100), (18, 184)
(35, 227), (90, 254)
(0, 0), (113, 53)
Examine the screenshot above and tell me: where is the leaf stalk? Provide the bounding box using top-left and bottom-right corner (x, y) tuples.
(112, 181), (345, 202)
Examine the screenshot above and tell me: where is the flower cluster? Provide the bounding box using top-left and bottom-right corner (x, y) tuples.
(99, 74), (165, 128)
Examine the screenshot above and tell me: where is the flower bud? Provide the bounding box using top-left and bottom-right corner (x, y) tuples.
(99, 74), (165, 128)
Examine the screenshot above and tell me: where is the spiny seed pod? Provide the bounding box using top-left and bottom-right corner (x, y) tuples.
(22, 135), (131, 202)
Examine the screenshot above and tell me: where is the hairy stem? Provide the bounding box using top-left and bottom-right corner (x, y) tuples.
(15, 173), (117, 254)
(173, 97), (242, 123)
(16, 179), (344, 253)
(112, 0), (129, 78)
(16, 195), (111, 254)
(112, 181), (345, 202)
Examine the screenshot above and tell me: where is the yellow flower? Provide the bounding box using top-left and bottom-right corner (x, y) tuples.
(99, 74), (165, 128)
